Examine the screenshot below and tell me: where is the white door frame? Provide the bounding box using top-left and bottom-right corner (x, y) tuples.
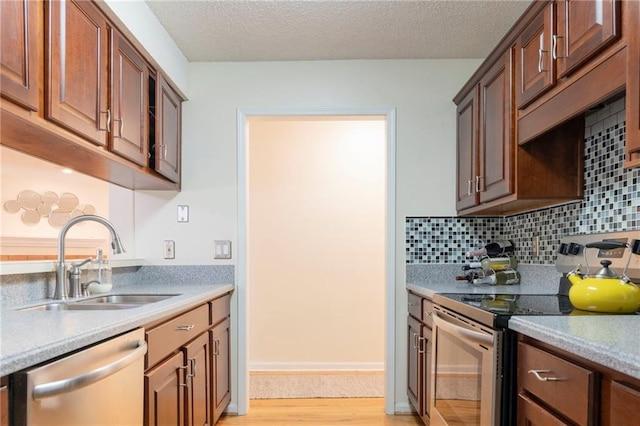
(236, 107), (396, 415)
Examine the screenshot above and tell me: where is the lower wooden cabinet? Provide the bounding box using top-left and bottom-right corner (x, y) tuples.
(1, 382), (8, 426)
(145, 352), (187, 425)
(608, 380), (640, 425)
(518, 336), (640, 426)
(211, 317), (231, 424)
(407, 292), (432, 425)
(144, 293), (231, 426)
(517, 393), (567, 426)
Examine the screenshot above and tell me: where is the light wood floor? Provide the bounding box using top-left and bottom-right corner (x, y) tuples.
(218, 398), (423, 425)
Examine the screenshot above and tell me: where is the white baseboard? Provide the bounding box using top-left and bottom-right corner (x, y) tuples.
(249, 362), (384, 371)
(394, 402), (414, 415)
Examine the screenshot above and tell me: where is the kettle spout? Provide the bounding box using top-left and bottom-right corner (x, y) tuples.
(566, 271), (583, 286)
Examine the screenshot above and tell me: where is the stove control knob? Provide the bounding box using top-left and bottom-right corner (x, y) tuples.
(568, 242), (582, 255)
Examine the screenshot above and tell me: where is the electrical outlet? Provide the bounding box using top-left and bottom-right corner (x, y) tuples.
(164, 240), (175, 259)
(532, 234), (540, 257)
(214, 240), (231, 259)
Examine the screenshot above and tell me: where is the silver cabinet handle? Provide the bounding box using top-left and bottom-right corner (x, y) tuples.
(160, 143), (168, 160)
(467, 179), (473, 196)
(417, 336), (425, 354)
(187, 357), (197, 378)
(178, 365), (189, 387)
(113, 118), (124, 138)
(99, 109), (111, 131)
(552, 35), (562, 59)
(176, 324), (195, 331)
(528, 369), (563, 381)
(33, 341), (147, 400)
(213, 339), (220, 356)
(538, 48), (547, 72)
(475, 175), (483, 193)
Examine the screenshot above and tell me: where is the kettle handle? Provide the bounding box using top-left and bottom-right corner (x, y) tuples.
(585, 241), (628, 250)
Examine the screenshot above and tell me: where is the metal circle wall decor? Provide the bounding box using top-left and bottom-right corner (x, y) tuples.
(3, 190), (97, 227)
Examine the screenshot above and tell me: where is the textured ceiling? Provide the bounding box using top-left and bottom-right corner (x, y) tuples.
(145, 0), (532, 62)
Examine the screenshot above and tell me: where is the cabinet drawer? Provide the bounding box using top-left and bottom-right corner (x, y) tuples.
(408, 292), (423, 320)
(210, 293), (231, 327)
(146, 304), (209, 368)
(422, 300), (433, 328)
(518, 342), (596, 425)
(517, 393), (567, 426)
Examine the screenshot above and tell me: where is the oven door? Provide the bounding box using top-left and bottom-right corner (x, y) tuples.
(430, 307), (501, 426)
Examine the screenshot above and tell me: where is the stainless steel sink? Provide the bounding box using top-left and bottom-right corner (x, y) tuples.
(17, 294), (179, 312)
(77, 294), (178, 304)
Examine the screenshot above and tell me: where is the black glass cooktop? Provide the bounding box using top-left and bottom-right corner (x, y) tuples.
(432, 293), (576, 328)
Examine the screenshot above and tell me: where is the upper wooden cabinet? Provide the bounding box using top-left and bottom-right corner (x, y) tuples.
(457, 51), (514, 212)
(626, 0), (640, 167)
(154, 74), (182, 183)
(47, 0), (110, 146)
(0, 0), (183, 190)
(0, 0), (40, 111)
(455, 87), (479, 211)
(516, 0), (620, 109)
(455, 0), (637, 214)
(556, 0), (621, 77)
(516, 3), (556, 109)
(111, 31), (149, 166)
(478, 51), (514, 204)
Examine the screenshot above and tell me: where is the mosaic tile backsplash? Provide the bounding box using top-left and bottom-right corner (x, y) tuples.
(407, 97), (640, 265)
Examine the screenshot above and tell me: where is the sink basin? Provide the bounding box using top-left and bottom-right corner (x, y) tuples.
(18, 303), (142, 311)
(78, 294), (179, 304)
(17, 294), (179, 312)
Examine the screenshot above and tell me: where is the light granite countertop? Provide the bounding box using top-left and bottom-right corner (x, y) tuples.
(407, 277), (640, 381)
(0, 283), (234, 376)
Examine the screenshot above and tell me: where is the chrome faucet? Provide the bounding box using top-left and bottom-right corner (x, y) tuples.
(54, 215), (125, 300)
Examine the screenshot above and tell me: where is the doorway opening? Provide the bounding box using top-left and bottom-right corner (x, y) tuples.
(237, 108), (396, 415)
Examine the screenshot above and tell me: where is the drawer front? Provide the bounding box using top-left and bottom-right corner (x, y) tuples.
(210, 293), (231, 326)
(517, 393), (568, 426)
(146, 304), (209, 368)
(407, 292), (423, 320)
(518, 342), (596, 425)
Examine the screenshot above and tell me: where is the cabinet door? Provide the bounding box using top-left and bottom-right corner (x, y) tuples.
(0, 0), (40, 111)
(626, 0), (640, 168)
(420, 324), (432, 424)
(516, 3), (555, 108)
(47, 0), (109, 146)
(517, 393), (568, 426)
(407, 315), (424, 416)
(155, 74), (181, 183)
(111, 31), (148, 166)
(145, 351), (187, 426)
(555, 0), (620, 78)
(608, 381), (640, 426)
(1, 384), (8, 426)
(211, 317), (231, 424)
(456, 87), (479, 211)
(185, 333), (210, 426)
(478, 50), (513, 204)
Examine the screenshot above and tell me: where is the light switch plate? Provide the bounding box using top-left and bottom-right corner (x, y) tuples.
(214, 240), (232, 259)
(177, 205), (189, 223)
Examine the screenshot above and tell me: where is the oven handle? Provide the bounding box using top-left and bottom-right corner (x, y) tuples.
(432, 311), (493, 347)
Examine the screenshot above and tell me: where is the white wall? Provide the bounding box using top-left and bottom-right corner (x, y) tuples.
(133, 58), (481, 408)
(247, 117), (386, 370)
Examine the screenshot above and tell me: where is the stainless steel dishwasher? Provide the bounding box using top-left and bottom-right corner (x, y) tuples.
(11, 328), (147, 425)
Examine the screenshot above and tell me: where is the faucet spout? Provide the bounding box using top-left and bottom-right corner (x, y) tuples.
(54, 215), (126, 300)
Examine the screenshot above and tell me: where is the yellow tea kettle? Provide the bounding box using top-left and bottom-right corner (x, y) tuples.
(566, 241), (640, 313)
